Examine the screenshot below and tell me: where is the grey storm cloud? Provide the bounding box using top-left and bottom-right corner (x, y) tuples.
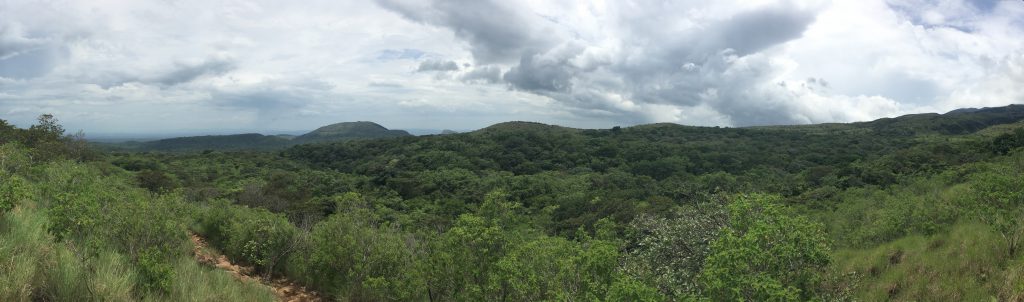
(713, 3), (818, 56)
(154, 57), (237, 86)
(80, 56), (238, 88)
(0, 23), (72, 79)
(209, 82), (327, 122)
(416, 59), (460, 72)
(2, 0), (1022, 133)
(376, 0), (553, 63)
(460, 65), (503, 84)
(380, 0), (823, 126)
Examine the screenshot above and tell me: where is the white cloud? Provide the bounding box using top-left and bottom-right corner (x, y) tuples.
(0, 0), (1021, 133)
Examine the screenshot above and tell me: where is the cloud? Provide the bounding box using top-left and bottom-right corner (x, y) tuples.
(154, 57), (237, 86)
(376, 0), (554, 63)
(379, 0), (828, 125)
(377, 48), (427, 60)
(0, 22), (72, 79)
(460, 65), (503, 84)
(1, 0), (1023, 133)
(416, 59), (459, 72)
(379, 0), (1024, 126)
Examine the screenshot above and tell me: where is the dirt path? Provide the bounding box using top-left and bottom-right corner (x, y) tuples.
(189, 233), (322, 302)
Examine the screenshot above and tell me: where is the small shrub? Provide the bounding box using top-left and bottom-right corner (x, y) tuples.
(700, 194), (831, 301)
(0, 174), (30, 213)
(222, 207), (297, 275)
(138, 248), (175, 294)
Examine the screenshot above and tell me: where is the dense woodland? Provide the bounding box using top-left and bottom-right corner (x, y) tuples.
(4, 105), (1024, 301)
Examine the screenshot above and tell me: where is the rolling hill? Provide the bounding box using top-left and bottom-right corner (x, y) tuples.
(294, 121), (411, 143)
(109, 121), (412, 152)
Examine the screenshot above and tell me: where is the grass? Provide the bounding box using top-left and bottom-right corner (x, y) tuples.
(1, 201), (277, 302)
(145, 257), (277, 302)
(0, 205), (48, 301)
(832, 223), (1020, 301)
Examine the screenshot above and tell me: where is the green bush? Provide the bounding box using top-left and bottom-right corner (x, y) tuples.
(221, 206), (297, 275)
(700, 194), (831, 301)
(0, 143), (31, 175)
(606, 276), (665, 302)
(0, 174), (30, 213)
(138, 248), (175, 294)
(99, 193), (189, 259)
(492, 236), (620, 301)
(291, 209), (421, 301)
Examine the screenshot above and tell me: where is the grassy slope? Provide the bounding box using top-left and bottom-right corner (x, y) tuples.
(834, 224), (1022, 301)
(0, 159), (278, 301)
(818, 121), (1024, 301)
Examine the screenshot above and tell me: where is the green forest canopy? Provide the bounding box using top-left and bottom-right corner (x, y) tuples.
(3, 105), (1024, 300)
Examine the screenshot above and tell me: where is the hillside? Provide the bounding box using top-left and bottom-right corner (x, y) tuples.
(107, 121), (411, 152)
(5, 104), (1024, 301)
(136, 133), (292, 151)
(294, 121), (411, 143)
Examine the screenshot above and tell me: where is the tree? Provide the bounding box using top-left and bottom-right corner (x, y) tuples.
(623, 199), (728, 298)
(971, 153), (1024, 256)
(0, 174), (30, 213)
(26, 114), (65, 145)
(136, 170), (177, 193)
(422, 213), (509, 301)
(700, 194), (830, 301)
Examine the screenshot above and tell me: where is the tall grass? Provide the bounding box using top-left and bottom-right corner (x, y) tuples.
(0, 206), (48, 301)
(833, 223), (1013, 301)
(1, 182), (278, 301)
(147, 257), (277, 302)
(91, 250), (139, 301)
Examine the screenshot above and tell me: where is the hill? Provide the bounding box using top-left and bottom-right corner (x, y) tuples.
(107, 121), (412, 152)
(294, 121), (411, 143)
(856, 104), (1024, 136)
(8, 104), (1024, 301)
(135, 133), (291, 151)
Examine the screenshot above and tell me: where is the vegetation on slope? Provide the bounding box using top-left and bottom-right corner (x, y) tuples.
(0, 116), (278, 301)
(6, 104), (1024, 301)
(295, 121), (411, 143)
(105, 121), (412, 152)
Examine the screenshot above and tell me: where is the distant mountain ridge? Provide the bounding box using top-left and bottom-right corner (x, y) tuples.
(106, 104), (1024, 152)
(135, 133), (292, 152)
(124, 121), (411, 152)
(295, 121), (411, 143)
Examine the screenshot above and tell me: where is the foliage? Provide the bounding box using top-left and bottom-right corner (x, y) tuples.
(969, 151), (1024, 256)
(138, 248), (175, 294)
(623, 197), (728, 298)
(0, 174), (30, 213)
(218, 206), (298, 275)
(8, 106), (1024, 301)
(700, 194), (831, 301)
(288, 203), (421, 301)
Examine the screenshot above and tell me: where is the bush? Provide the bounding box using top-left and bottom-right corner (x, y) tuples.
(493, 236), (620, 301)
(0, 174), (30, 213)
(221, 206), (298, 275)
(700, 194), (831, 301)
(99, 193), (189, 258)
(136, 169), (178, 193)
(138, 248), (175, 294)
(291, 210), (421, 300)
(623, 200), (727, 298)
(0, 143), (31, 175)
(606, 276), (665, 302)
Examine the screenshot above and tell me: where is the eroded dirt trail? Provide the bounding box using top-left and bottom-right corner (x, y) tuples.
(189, 233), (322, 302)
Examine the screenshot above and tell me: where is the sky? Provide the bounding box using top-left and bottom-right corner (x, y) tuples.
(1, 0), (1023, 135)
